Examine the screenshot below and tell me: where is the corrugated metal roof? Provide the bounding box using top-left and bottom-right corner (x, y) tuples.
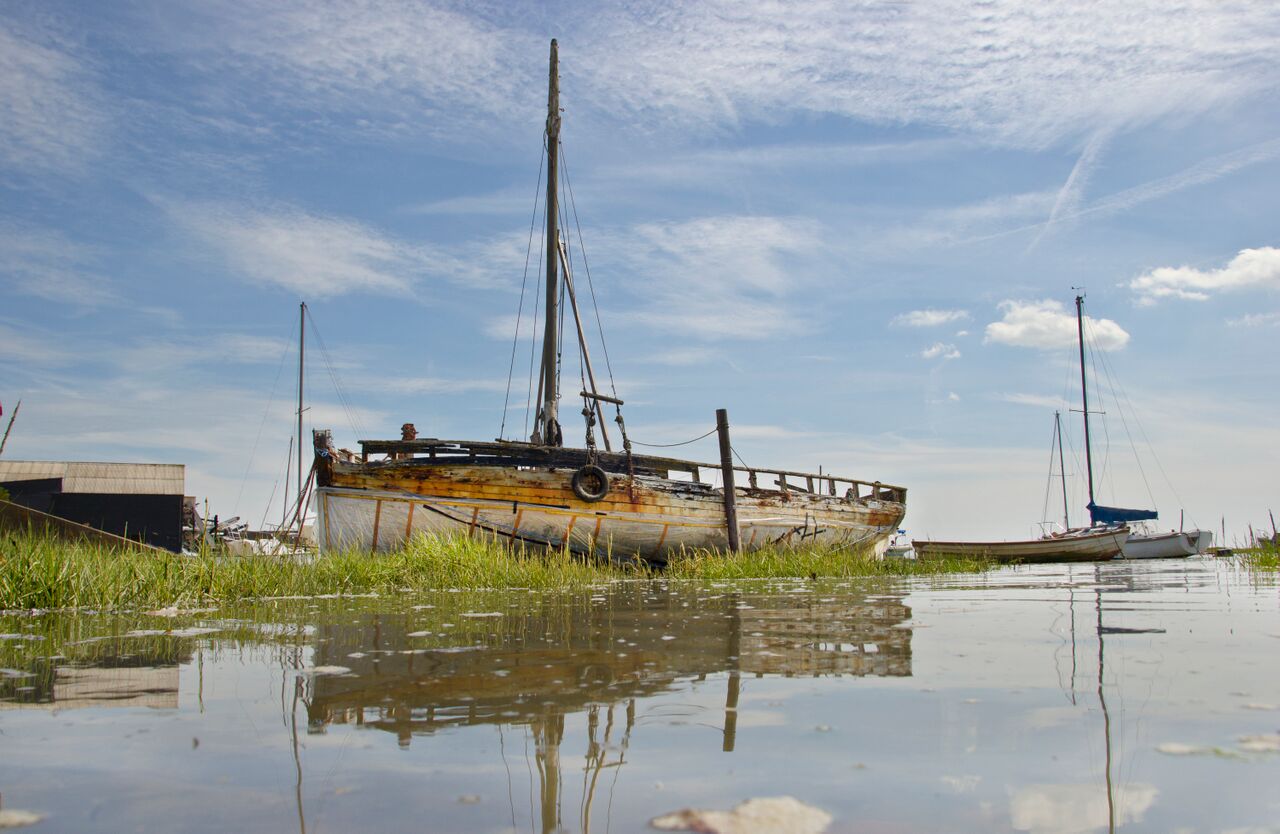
(0, 461), (185, 495)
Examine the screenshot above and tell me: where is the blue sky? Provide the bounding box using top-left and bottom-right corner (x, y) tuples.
(2, 0), (1278, 541)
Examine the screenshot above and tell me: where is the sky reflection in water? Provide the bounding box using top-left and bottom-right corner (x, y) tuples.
(1, 559), (1278, 833)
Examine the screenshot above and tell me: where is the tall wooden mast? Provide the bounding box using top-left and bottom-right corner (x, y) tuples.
(534, 39), (563, 446)
(298, 301), (306, 507)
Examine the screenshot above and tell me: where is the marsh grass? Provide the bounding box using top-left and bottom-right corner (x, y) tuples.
(1238, 543), (1280, 571)
(1, 528), (991, 611)
(663, 544), (990, 579)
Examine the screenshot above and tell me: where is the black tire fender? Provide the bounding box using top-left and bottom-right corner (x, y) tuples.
(571, 464), (610, 502)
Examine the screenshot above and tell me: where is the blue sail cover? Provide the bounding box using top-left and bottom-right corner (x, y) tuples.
(1088, 502), (1158, 525)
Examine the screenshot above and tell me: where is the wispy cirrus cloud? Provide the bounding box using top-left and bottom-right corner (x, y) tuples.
(134, 0), (540, 143)
(0, 23), (107, 174)
(1227, 311), (1280, 328)
(602, 215), (821, 340)
(0, 224), (115, 306)
(985, 299), (1129, 351)
(176, 203), (423, 297)
(113, 1), (1280, 152)
(575, 1), (1280, 146)
(169, 201), (528, 298)
(1129, 247), (1280, 305)
(893, 309), (970, 328)
(1001, 393), (1070, 410)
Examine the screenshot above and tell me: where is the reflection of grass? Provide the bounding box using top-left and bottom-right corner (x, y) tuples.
(1, 529), (991, 610)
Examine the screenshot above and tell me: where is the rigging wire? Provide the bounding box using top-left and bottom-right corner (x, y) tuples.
(1085, 320), (1158, 513)
(560, 146), (620, 397)
(233, 324), (293, 516)
(1041, 418), (1058, 529)
(630, 426), (718, 448)
(1090, 325), (1186, 516)
(305, 310), (365, 441)
(500, 139), (546, 440)
(523, 164), (549, 440)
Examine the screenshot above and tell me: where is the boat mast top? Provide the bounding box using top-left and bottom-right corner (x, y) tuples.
(1075, 295), (1097, 515)
(533, 39), (563, 447)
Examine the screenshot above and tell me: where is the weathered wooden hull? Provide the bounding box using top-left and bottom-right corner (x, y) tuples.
(315, 460), (905, 562)
(912, 528), (1126, 564)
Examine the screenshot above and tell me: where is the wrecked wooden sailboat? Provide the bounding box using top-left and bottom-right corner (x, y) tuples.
(310, 40), (906, 564)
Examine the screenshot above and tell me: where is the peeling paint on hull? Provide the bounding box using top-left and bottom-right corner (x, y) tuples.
(317, 462), (906, 562)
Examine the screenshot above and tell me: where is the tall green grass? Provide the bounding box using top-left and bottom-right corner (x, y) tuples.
(1238, 543), (1279, 571)
(0, 528), (991, 611)
(662, 544), (989, 579)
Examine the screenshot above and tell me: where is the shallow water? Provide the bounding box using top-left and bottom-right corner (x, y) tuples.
(1, 559), (1277, 833)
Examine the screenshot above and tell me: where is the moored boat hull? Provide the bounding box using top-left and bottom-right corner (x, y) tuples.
(1120, 530), (1198, 559)
(912, 528), (1126, 564)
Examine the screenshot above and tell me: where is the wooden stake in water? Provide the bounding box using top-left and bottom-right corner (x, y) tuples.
(716, 408), (740, 553)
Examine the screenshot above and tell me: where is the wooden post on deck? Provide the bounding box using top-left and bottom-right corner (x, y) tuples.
(715, 408), (741, 553)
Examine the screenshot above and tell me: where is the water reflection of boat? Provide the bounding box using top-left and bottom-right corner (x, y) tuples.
(305, 586), (912, 740)
(300, 585), (912, 833)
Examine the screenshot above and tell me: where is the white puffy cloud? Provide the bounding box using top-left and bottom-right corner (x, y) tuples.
(892, 309), (970, 328)
(984, 300), (1129, 351)
(921, 342), (961, 360)
(1129, 247), (1280, 305)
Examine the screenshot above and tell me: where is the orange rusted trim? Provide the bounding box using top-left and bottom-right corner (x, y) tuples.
(372, 499), (382, 551)
(468, 506), (480, 537)
(405, 501), (415, 540)
(562, 515), (576, 547)
(748, 527), (758, 547)
(592, 516), (603, 552)
(512, 508), (524, 535)
(655, 523), (670, 551)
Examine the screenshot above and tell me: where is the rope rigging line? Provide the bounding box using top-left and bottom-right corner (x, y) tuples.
(1042, 418), (1058, 529)
(523, 182), (547, 440)
(306, 308), (365, 441)
(629, 426), (718, 448)
(500, 139), (546, 440)
(1090, 324), (1188, 519)
(560, 146), (620, 398)
(233, 323), (293, 516)
(1089, 326), (1155, 510)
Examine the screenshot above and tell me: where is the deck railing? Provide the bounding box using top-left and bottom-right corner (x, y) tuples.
(347, 437), (907, 505)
